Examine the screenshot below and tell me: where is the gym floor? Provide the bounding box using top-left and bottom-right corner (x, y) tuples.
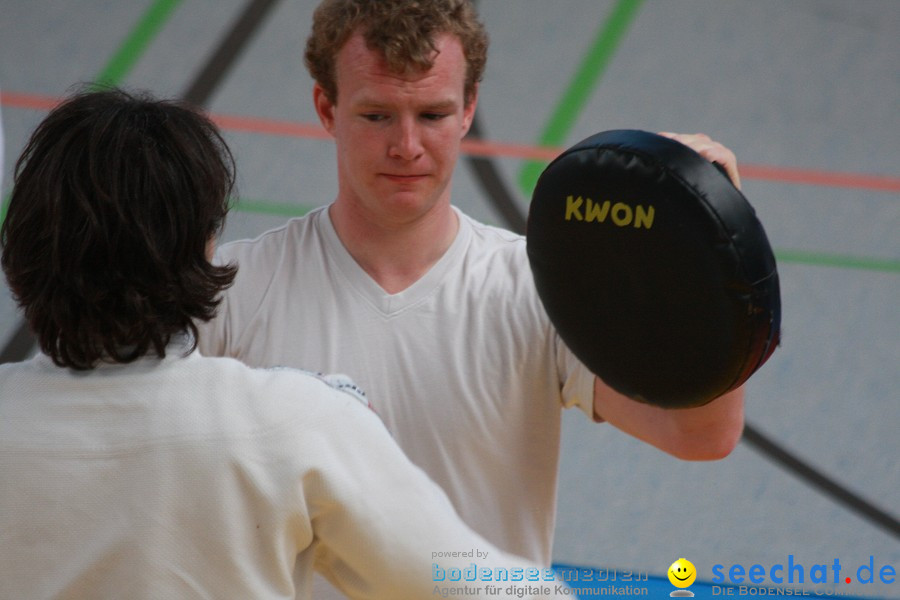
(1, 1), (898, 598)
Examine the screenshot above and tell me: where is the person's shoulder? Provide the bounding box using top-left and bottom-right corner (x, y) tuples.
(256, 366), (372, 411)
(0, 356), (38, 391)
(211, 208), (327, 303)
(216, 207), (324, 264)
(456, 209), (528, 268)
(195, 354), (376, 424)
(224, 357), (371, 410)
(459, 209), (525, 246)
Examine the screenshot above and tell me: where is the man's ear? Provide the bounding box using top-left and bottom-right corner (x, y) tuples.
(461, 83), (479, 138)
(313, 83), (336, 134)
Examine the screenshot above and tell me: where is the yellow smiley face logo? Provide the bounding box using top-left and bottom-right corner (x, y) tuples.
(668, 558), (697, 588)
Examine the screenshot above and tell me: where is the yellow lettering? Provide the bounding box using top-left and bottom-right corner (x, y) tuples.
(634, 205), (655, 229)
(611, 202), (633, 226)
(563, 197), (654, 230)
(565, 196), (583, 221)
(584, 199), (611, 223)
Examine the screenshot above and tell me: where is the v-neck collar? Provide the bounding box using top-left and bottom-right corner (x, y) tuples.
(316, 206), (471, 317)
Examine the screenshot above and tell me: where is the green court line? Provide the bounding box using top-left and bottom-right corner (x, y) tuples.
(0, 193), (8, 232)
(517, 0), (644, 196)
(13, 183), (895, 275)
(229, 198), (899, 274)
(1, 0), (182, 227)
(91, 0), (184, 88)
(775, 249), (900, 274)
(232, 198), (313, 218)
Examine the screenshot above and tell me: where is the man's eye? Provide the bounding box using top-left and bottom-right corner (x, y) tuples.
(362, 114), (387, 122)
(422, 113), (447, 121)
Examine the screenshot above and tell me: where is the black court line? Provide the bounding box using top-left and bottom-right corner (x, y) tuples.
(181, 0), (282, 106)
(743, 426), (900, 539)
(0, 321), (35, 365)
(463, 113), (900, 543)
(465, 119), (528, 233)
(0, 0), (282, 367)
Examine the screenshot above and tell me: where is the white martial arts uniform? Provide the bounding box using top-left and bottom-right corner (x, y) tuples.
(0, 336), (570, 600)
(199, 206), (597, 570)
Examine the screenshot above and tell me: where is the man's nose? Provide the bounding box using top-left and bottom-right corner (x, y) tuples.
(389, 117), (424, 160)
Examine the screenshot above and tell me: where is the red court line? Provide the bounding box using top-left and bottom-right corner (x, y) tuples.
(738, 164), (900, 193)
(3, 90), (899, 194)
(0, 90), (61, 111)
(211, 113), (331, 140)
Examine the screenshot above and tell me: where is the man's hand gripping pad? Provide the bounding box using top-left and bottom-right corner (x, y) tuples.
(527, 130), (781, 408)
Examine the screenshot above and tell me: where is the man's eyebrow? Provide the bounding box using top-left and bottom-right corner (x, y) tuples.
(420, 100), (458, 111)
(353, 97), (459, 111)
(353, 97), (387, 109)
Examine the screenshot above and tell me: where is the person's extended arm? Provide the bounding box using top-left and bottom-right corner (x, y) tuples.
(593, 376), (745, 460)
(310, 392), (570, 599)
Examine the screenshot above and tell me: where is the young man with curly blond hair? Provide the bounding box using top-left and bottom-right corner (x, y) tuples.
(201, 2), (745, 597)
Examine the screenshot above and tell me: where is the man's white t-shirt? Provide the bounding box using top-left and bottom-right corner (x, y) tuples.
(200, 206), (597, 566)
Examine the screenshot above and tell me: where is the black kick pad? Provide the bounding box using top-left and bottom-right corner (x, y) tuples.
(527, 129), (781, 408)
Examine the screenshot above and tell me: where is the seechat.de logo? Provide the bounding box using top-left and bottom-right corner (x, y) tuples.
(711, 555), (897, 587)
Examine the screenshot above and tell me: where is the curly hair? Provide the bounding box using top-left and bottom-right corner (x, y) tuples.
(0, 88), (237, 370)
(304, 0), (488, 106)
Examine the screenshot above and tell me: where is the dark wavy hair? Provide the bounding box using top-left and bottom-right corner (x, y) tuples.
(1, 87), (237, 370)
(304, 0), (488, 106)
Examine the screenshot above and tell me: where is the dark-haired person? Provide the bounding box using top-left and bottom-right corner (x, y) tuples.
(198, 2), (746, 598)
(0, 88), (570, 600)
